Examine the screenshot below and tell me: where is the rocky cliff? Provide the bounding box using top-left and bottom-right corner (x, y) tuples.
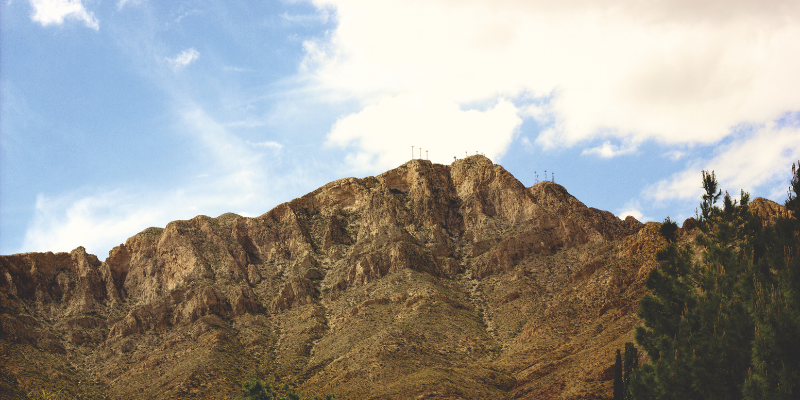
(1, 155), (766, 399)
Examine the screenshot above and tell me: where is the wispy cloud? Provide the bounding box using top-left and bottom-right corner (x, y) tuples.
(645, 120), (800, 203)
(223, 65), (254, 73)
(663, 150), (687, 161)
(117, 0), (144, 10)
(29, 0), (99, 29)
(167, 48), (199, 69)
(247, 140), (283, 150)
(582, 141), (637, 158)
(23, 189), (173, 258)
(174, 8), (201, 23)
(280, 11), (330, 24)
(19, 107), (292, 259)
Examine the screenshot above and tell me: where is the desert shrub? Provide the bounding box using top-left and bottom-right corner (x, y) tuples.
(229, 375), (335, 400)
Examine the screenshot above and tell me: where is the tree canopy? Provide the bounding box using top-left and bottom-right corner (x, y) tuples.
(631, 163), (800, 400)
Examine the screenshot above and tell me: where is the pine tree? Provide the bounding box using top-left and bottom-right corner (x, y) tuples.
(660, 217), (678, 243)
(743, 161), (800, 400)
(700, 170), (722, 220)
(785, 161), (800, 214)
(623, 342), (638, 400)
(632, 171), (755, 400)
(614, 349), (624, 400)
(632, 163), (800, 399)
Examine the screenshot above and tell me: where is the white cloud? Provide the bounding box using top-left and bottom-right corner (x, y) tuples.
(302, 0), (800, 169)
(117, 0), (144, 10)
(582, 141), (637, 158)
(167, 48), (200, 69)
(247, 140), (283, 150)
(664, 150), (686, 161)
(618, 199), (651, 222)
(223, 66), (254, 73)
(521, 136), (533, 150)
(281, 11), (330, 24)
(618, 208), (644, 222)
(20, 181), (277, 259)
(326, 92), (521, 171)
(29, 0), (99, 29)
(19, 107), (291, 259)
(174, 9), (201, 23)
(22, 190), (175, 258)
(645, 122), (800, 203)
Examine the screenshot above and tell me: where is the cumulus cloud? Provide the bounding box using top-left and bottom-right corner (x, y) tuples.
(645, 121), (800, 203)
(303, 0), (800, 168)
(326, 92), (521, 171)
(618, 199), (651, 222)
(167, 48), (200, 69)
(618, 208), (644, 222)
(29, 0), (99, 29)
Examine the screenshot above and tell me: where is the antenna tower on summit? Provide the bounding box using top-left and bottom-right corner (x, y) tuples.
(426, 150), (428, 160)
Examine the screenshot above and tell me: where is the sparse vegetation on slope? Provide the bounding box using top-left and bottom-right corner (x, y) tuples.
(228, 376), (336, 400)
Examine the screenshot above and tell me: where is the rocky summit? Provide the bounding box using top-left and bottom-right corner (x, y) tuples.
(3, 155), (774, 399)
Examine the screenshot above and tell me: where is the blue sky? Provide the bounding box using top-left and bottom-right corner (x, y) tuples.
(2, 0), (799, 260)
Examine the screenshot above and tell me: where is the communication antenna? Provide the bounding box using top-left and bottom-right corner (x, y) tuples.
(551, 172), (554, 182)
(419, 148), (422, 159)
(544, 170), (547, 180)
(535, 171), (538, 184)
(426, 150), (428, 160)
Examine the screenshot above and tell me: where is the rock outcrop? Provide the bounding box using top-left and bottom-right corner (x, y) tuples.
(4, 155), (771, 399)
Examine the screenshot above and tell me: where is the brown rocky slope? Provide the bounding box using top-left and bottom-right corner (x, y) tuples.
(3, 155), (768, 399)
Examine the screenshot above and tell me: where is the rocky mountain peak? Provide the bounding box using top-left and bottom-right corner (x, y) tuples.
(0, 158), (669, 400)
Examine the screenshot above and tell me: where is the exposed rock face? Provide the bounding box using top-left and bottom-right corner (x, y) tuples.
(1, 155), (736, 399)
(750, 197), (791, 224)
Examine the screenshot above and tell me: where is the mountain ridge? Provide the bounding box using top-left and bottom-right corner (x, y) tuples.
(1, 155), (786, 399)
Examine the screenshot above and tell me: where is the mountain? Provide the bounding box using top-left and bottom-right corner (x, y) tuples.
(2, 155), (761, 399)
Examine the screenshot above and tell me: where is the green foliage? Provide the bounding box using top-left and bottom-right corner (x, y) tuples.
(786, 161), (800, 214)
(613, 349), (624, 400)
(659, 217), (678, 243)
(632, 165), (800, 400)
(229, 375), (336, 400)
(700, 170), (722, 220)
(614, 343), (639, 400)
(742, 161), (800, 400)
(623, 342), (638, 399)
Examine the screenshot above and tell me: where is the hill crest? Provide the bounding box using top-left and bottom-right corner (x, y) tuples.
(1, 155), (752, 399)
